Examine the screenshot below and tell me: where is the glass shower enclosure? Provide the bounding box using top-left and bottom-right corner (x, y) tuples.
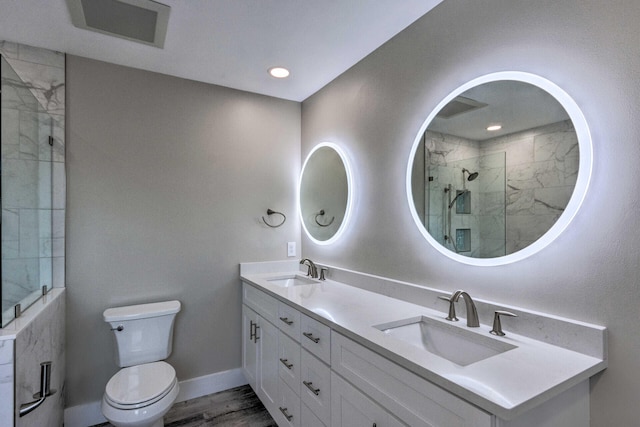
(426, 151), (506, 258)
(1, 55), (53, 327)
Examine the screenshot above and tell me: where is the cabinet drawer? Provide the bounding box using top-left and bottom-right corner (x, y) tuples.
(242, 282), (278, 324)
(332, 372), (407, 427)
(276, 378), (300, 427)
(278, 332), (301, 395)
(332, 333), (493, 427)
(300, 314), (331, 364)
(301, 349), (331, 424)
(278, 301), (301, 340)
(302, 403), (327, 427)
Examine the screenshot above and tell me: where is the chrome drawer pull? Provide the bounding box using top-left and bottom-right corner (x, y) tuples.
(303, 332), (320, 343)
(249, 320), (256, 340)
(254, 325), (260, 342)
(279, 406), (293, 421)
(279, 358), (294, 370)
(279, 316), (294, 325)
(303, 380), (320, 396)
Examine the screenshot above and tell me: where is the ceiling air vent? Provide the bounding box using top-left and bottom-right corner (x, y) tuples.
(67, 0), (170, 48)
(436, 96), (487, 119)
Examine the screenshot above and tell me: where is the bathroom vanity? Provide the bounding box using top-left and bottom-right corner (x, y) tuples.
(240, 260), (606, 427)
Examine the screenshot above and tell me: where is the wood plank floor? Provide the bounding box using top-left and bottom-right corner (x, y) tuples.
(93, 384), (276, 427)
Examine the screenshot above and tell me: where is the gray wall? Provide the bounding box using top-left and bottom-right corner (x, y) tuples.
(301, 0), (639, 425)
(65, 55), (301, 406)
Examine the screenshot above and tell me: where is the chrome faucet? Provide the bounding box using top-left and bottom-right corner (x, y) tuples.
(299, 258), (318, 279)
(452, 290), (479, 327)
(440, 290), (479, 327)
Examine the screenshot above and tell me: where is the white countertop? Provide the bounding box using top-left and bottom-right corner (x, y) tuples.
(240, 266), (606, 420)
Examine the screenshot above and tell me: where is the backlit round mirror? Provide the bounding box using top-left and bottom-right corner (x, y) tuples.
(407, 72), (592, 266)
(299, 143), (353, 244)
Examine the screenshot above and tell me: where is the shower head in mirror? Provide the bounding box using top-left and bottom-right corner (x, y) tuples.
(462, 168), (479, 181)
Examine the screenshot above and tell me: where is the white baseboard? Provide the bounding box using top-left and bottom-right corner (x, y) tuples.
(64, 368), (248, 427)
(175, 367), (247, 403)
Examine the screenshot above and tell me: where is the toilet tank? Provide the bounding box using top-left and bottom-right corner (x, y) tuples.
(104, 300), (181, 367)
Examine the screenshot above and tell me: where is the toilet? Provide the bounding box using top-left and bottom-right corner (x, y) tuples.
(101, 300), (181, 427)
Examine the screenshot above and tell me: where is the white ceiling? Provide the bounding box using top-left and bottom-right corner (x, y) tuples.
(0, 0), (443, 101)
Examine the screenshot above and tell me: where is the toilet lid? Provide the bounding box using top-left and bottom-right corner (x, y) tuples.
(105, 361), (176, 407)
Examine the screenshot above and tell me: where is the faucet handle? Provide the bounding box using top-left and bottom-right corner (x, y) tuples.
(438, 295), (458, 322)
(490, 310), (518, 336)
(319, 268), (328, 281)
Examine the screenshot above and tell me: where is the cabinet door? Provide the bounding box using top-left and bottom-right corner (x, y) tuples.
(332, 372), (408, 427)
(242, 305), (258, 390)
(257, 316), (279, 410)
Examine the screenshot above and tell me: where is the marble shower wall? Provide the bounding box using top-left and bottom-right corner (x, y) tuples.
(481, 120), (578, 253)
(0, 41), (65, 323)
(424, 120), (578, 257)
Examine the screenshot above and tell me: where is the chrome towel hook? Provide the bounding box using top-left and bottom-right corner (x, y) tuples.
(262, 209), (286, 228)
(314, 209), (335, 227)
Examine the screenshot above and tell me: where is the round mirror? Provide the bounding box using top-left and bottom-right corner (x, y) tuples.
(299, 142), (353, 244)
(407, 72), (592, 266)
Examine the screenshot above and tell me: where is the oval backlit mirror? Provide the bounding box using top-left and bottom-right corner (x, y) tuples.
(407, 72), (592, 266)
(299, 143), (353, 245)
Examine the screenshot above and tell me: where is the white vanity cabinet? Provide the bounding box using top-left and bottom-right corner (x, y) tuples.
(241, 261), (605, 427)
(243, 283), (332, 427)
(242, 278), (594, 427)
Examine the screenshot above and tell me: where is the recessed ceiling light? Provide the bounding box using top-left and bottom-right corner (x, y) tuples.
(487, 124), (502, 131)
(268, 67), (290, 79)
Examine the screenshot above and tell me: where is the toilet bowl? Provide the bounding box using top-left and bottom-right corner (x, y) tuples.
(101, 362), (179, 427)
(101, 300), (181, 427)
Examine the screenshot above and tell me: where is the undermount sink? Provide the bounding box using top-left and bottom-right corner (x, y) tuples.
(374, 316), (517, 366)
(267, 274), (318, 288)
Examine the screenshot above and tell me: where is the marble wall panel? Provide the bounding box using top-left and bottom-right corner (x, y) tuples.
(15, 292), (65, 427)
(0, 339), (14, 426)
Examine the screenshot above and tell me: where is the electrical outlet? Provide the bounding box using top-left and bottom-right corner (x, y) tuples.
(287, 242), (296, 257)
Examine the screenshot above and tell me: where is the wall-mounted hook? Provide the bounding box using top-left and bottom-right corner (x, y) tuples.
(314, 209), (335, 227)
(262, 209), (286, 228)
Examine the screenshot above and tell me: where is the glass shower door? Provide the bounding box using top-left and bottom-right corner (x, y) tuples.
(1, 55), (53, 327)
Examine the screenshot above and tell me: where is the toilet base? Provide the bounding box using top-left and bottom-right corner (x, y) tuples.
(101, 380), (179, 427)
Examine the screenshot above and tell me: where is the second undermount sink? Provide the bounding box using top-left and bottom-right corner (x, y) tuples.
(267, 274), (318, 288)
(374, 316), (517, 366)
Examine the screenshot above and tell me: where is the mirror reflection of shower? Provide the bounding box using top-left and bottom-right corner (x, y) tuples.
(426, 152), (506, 257)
